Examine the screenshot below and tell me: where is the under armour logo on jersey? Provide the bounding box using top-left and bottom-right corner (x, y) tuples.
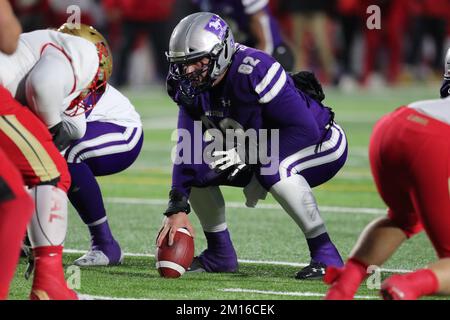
(220, 98), (231, 108)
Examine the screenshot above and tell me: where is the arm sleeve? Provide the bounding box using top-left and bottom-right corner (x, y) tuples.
(242, 0), (269, 14)
(238, 51), (320, 136)
(25, 45), (75, 128)
(234, 51), (321, 161)
(0, 0), (21, 54)
(171, 107), (201, 198)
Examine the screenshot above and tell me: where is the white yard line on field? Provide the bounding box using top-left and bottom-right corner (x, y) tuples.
(63, 249), (411, 273)
(104, 197), (387, 215)
(78, 294), (152, 300)
(220, 288), (377, 300)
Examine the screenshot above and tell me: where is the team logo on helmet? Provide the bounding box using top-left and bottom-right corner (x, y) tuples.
(204, 15), (227, 40)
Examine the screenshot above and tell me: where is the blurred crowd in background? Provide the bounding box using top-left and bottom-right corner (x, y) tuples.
(11, 0), (450, 90)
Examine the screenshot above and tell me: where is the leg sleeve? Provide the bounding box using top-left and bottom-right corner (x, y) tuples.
(190, 186), (226, 233)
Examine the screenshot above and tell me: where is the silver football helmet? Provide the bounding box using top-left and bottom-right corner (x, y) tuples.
(166, 12), (235, 96)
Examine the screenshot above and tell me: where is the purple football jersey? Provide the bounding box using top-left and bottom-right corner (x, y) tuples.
(171, 44), (335, 197)
(193, 0), (283, 54)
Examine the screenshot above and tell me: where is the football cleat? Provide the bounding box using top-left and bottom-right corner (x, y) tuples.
(187, 257), (207, 273)
(30, 275), (78, 300)
(380, 275), (419, 300)
(187, 252), (238, 273)
(73, 248), (123, 267)
(30, 287), (78, 300)
(295, 261), (327, 280)
(324, 266), (355, 300)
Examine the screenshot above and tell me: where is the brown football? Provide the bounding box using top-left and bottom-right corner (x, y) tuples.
(156, 228), (194, 278)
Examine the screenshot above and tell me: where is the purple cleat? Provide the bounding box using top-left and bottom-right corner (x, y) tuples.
(73, 239), (123, 267)
(188, 229), (238, 273)
(296, 233), (344, 280)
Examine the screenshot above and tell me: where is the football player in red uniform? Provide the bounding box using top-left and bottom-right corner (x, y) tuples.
(0, 0), (113, 299)
(324, 55), (450, 299)
(0, 0), (34, 300)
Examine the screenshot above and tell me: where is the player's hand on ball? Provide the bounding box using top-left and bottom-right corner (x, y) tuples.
(156, 212), (195, 247)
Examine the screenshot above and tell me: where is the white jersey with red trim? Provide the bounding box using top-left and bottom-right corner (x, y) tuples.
(0, 29), (98, 126)
(87, 84), (142, 127)
(61, 84), (141, 141)
(408, 96), (450, 125)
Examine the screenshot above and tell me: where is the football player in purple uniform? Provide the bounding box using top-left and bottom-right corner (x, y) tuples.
(192, 0), (294, 71)
(156, 12), (347, 279)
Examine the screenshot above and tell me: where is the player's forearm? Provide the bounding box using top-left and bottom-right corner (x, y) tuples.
(249, 10), (272, 54)
(0, 0), (22, 54)
(171, 164), (193, 200)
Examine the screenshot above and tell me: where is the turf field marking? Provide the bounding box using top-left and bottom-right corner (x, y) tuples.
(220, 288), (377, 300)
(63, 249), (411, 273)
(78, 293), (151, 300)
(104, 197), (387, 215)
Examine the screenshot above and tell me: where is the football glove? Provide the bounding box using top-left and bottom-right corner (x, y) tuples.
(49, 122), (71, 151)
(210, 148), (249, 181)
(290, 71), (325, 103)
(166, 75), (196, 107)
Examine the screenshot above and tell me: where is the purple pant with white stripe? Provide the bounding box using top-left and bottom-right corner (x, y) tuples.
(257, 123), (348, 190)
(65, 122), (143, 176)
(64, 122), (143, 258)
(187, 122), (347, 191)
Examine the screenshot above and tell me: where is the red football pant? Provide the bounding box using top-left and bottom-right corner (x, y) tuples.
(369, 107), (450, 257)
(0, 88), (70, 192)
(0, 148), (34, 300)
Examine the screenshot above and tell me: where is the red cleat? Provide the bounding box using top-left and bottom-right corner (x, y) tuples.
(323, 266), (343, 285)
(323, 259), (369, 300)
(324, 266), (354, 300)
(380, 275), (419, 300)
(29, 246), (78, 300)
(30, 275), (78, 300)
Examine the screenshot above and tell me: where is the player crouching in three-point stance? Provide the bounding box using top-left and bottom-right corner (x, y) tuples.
(324, 49), (450, 300)
(157, 12), (348, 279)
(55, 24), (143, 267)
(0, 22), (111, 299)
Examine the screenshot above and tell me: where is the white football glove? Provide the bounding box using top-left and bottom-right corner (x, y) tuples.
(210, 148), (247, 179)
